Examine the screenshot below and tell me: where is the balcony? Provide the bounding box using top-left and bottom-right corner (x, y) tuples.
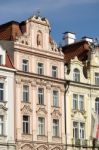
(72, 139), (88, 147)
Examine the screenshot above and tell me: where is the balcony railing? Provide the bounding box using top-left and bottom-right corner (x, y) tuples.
(72, 139), (88, 147)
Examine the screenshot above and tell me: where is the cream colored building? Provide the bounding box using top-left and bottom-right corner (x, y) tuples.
(63, 33), (99, 150)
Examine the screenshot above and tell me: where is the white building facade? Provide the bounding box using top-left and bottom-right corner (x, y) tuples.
(0, 45), (15, 150)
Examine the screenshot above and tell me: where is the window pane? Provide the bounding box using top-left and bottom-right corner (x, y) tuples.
(53, 91), (59, 107)
(73, 94), (78, 110)
(52, 66), (58, 78)
(95, 73), (99, 85)
(73, 68), (80, 82)
(0, 116), (4, 135)
(79, 95), (84, 111)
(23, 85), (29, 102)
(38, 63), (44, 75)
(22, 59), (28, 72)
(53, 119), (59, 136)
(0, 83), (4, 101)
(38, 88), (44, 105)
(23, 116), (29, 134)
(38, 117), (45, 135)
(95, 98), (99, 114)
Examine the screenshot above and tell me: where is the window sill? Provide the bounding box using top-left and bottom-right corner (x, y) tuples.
(0, 101), (7, 103)
(51, 106), (60, 108)
(37, 104), (46, 106)
(21, 101), (31, 104)
(52, 136), (60, 138)
(22, 133), (32, 135)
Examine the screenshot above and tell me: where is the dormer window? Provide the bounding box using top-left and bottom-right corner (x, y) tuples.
(0, 55), (3, 65)
(73, 68), (80, 82)
(37, 31), (43, 47)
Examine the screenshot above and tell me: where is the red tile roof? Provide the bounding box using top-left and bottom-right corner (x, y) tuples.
(62, 40), (91, 61)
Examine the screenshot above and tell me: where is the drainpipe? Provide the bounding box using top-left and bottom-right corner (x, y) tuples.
(64, 80), (69, 150)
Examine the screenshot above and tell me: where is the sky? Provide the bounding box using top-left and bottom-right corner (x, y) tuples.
(0, 0), (99, 44)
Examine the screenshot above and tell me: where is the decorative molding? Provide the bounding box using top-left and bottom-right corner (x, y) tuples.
(0, 104), (8, 111)
(51, 109), (61, 118)
(21, 105), (32, 114)
(36, 107), (47, 115)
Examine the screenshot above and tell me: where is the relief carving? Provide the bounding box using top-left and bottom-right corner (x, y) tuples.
(21, 144), (33, 150)
(21, 105), (32, 114)
(52, 147), (62, 150)
(36, 107), (47, 115)
(0, 104), (8, 111)
(37, 145), (48, 150)
(51, 109), (61, 119)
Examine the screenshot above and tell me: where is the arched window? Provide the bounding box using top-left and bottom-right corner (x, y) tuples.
(95, 98), (99, 114)
(37, 31), (43, 47)
(73, 68), (80, 82)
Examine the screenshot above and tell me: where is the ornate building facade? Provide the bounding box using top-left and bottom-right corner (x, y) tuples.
(62, 33), (99, 150)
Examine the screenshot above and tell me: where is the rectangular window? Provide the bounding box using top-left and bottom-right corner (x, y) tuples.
(79, 95), (84, 111)
(73, 121), (85, 140)
(73, 94), (84, 111)
(38, 63), (44, 75)
(95, 73), (99, 85)
(0, 83), (4, 102)
(52, 66), (58, 78)
(0, 55), (2, 65)
(23, 85), (29, 102)
(53, 90), (59, 107)
(22, 59), (29, 72)
(23, 116), (30, 134)
(0, 116), (4, 135)
(73, 94), (78, 110)
(38, 117), (45, 135)
(53, 119), (59, 137)
(38, 88), (44, 105)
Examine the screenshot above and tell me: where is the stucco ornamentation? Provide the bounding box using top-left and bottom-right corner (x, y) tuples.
(21, 105), (32, 114)
(51, 109), (61, 118)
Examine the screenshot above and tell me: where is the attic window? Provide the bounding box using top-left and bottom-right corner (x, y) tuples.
(0, 55), (3, 65)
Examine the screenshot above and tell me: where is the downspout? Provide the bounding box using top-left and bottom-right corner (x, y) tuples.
(64, 80), (69, 150)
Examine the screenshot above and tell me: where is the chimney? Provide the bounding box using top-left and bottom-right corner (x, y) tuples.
(63, 32), (76, 45)
(82, 36), (93, 43)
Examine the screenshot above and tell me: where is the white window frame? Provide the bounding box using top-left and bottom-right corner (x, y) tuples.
(53, 119), (59, 137)
(53, 90), (59, 107)
(73, 68), (80, 82)
(52, 66), (58, 78)
(0, 115), (4, 135)
(23, 85), (29, 102)
(23, 115), (30, 134)
(37, 62), (44, 75)
(73, 94), (84, 111)
(38, 117), (45, 135)
(22, 59), (29, 72)
(38, 88), (44, 105)
(0, 83), (4, 102)
(95, 73), (99, 85)
(73, 121), (85, 140)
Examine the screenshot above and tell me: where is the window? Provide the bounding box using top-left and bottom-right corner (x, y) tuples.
(79, 95), (84, 111)
(52, 66), (58, 78)
(73, 94), (84, 111)
(95, 98), (99, 114)
(73, 121), (85, 140)
(23, 116), (30, 134)
(0, 55), (2, 65)
(0, 83), (4, 102)
(38, 117), (45, 135)
(38, 63), (44, 75)
(22, 59), (29, 72)
(0, 116), (4, 135)
(38, 88), (44, 105)
(23, 85), (29, 102)
(53, 90), (59, 107)
(53, 119), (59, 137)
(95, 73), (99, 85)
(73, 94), (78, 110)
(73, 68), (80, 82)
